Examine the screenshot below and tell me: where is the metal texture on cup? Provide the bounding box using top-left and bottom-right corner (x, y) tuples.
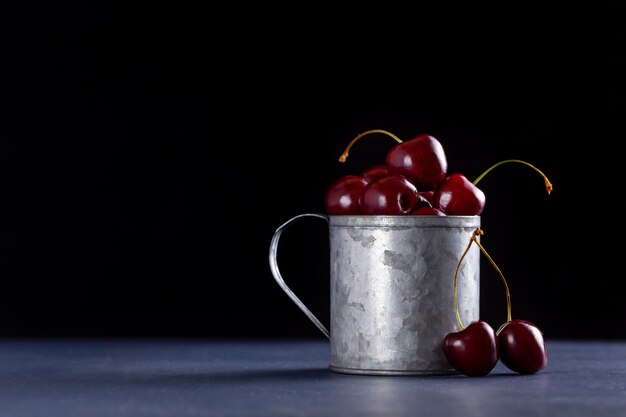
(328, 215), (480, 375)
(269, 214), (480, 376)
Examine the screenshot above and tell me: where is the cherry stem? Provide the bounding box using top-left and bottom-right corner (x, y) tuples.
(472, 236), (512, 323)
(472, 159), (553, 195)
(453, 229), (481, 330)
(338, 129), (403, 163)
(454, 228), (512, 331)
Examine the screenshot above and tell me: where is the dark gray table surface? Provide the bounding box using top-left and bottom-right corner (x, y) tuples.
(1, 339), (625, 417)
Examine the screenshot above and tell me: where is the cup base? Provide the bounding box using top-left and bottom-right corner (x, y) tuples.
(329, 364), (458, 376)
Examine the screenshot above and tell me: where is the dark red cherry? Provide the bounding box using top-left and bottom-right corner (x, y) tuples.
(359, 175), (419, 215)
(412, 207), (445, 216)
(497, 320), (547, 374)
(361, 165), (389, 183)
(433, 173), (486, 215)
(386, 134), (447, 190)
(324, 175), (367, 215)
(443, 320), (499, 377)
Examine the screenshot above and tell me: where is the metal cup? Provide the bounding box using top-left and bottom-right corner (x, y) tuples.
(269, 214), (480, 375)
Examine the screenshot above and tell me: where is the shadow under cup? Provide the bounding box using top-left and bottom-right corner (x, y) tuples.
(270, 214), (480, 375)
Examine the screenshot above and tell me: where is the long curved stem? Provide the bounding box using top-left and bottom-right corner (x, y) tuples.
(472, 237), (512, 323)
(472, 159), (553, 195)
(338, 129), (403, 163)
(453, 228), (513, 330)
(453, 229), (483, 330)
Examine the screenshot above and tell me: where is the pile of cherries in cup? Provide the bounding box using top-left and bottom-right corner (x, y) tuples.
(325, 130), (551, 377)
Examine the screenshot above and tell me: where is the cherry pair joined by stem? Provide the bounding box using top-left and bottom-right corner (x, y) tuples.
(443, 229), (548, 376)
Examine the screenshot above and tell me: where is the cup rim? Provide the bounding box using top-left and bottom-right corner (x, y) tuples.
(328, 215), (480, 228)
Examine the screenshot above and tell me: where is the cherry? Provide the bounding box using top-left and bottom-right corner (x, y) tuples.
(362, 165), (389, 183)
(434, 160), (553, 216)
(359, 175), (419, 215)
(435, 159), (553, 216)
(433, 173), (486, 216)
(443, 321), (499, 377)
(412, 207), (445, 216)
(324, 175), (367, 215)
(386, 134), (448, 190)
(497, 320), (547, 374)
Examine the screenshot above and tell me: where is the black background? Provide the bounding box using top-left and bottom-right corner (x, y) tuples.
(2, 4), (624, 339)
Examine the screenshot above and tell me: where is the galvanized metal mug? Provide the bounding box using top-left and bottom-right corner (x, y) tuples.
(269, 214), (480, 375)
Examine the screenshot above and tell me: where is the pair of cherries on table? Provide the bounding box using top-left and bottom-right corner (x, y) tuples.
(325, 130), (550, 376)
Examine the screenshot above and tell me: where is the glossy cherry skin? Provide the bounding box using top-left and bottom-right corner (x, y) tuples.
(412, 207), (445, 216)
(433, 173), (486, 215)
(443, 320), (499, 377)
(362, 165), (389, 183)
(386, 134), (448, 190)
(325, 175), (367, 215)
(359, 175), (419, 215)
(497, 320), (547, 374)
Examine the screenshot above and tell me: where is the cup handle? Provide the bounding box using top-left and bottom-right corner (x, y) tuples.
(269, 213), (330, 339)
